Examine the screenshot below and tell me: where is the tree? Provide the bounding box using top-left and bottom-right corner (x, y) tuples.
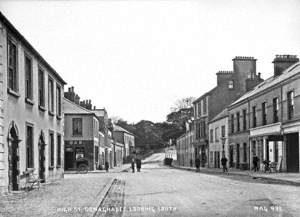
(170, 97), (196, 112)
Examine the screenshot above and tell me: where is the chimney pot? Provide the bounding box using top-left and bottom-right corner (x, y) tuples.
(273, 54), (299, 77)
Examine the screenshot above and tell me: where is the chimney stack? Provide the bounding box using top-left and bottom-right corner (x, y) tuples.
(273, 55), (299, 77)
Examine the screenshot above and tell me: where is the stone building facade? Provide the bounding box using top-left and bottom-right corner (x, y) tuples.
(208, 109), (229, 168)
(112, 124), (135, 160)
(228, 55), (300, 172)
(0, 12), (66, 193)
(176, 125), (195, 167)
(192, 56), (263, 167)
(63, 98), (99, 171)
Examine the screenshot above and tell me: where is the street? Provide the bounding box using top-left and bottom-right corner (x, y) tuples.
(1, 153), (300, 217)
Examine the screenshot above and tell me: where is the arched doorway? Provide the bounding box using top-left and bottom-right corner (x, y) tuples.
(7, 122), (20, 191)
(38, 132), (46, 183)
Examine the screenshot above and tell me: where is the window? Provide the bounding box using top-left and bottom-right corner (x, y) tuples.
(252, 106), (257, 128)
(56, 84), (62, 117)
(242, 109), (247, 130)
(203, 98), (207, 114)
(57, 134), (61, 167)
(287, 91), (294, 120)
(231, 114), (234, 133)
(38, 68), (45, 107)
(262, 102), (267, 125)
(221, 125), (225, 138)
(200, 120), (206, 138)
(48, 77), (54, 113)
(228, 80), (234, 89)
(215, 127), (219, 142)
(210, 129), (214, 142)
(26, 124), (34, 169)
(273, 98), (279, 123)
(72, 118), (83, 136)
(75, 147), (85, 160)
(236, 112), (240, 132)
(25, 54), (33, 100)
(243, 143), (247, 162)
(49, 131), (54, 167)
(8, 37), (18, 92)
(198, 102), (202, 117)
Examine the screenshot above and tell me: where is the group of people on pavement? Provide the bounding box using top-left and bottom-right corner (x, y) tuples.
(104, 157), (142, 173)
(131, 158), (142, 173)
(190, 152), (270, 173)
(193, 154), (229, 173)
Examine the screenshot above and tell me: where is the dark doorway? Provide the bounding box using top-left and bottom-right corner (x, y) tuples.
(236, 144), (240, 169)
(38, 134), (46, 183)
(229, 146), (234, 167)
(266, 141), (270, 162)
(8, 125), (20, 191)
(286, 133), (299, 172)
(65, 149), (74, 170)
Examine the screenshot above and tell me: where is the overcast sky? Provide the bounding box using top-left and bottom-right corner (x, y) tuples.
(1, 0), (300, 123)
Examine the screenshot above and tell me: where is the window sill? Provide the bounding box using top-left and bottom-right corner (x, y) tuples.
(7, 88), (20, 98)
(39, 105), (46, 112)
(48, 166), (54, 170)
(56, 115), (62, 120)
(48, 111), (55, 116)
(25, 98), (34, 105)
(56, 165), (61, 169)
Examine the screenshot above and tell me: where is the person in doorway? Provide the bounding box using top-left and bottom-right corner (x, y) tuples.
(105, 161), (109, 172)
(131, 158), (135, 173)
(253, 154), (259, 172)
(221, 155), (228, 173)
(195, 157), (200, 172)
(136, 158), (142, 172)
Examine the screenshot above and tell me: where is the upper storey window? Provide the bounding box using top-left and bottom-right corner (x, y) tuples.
(287, 91), (294, 120)
(228, 80), (234, 89)
(8, 37), (18, 92)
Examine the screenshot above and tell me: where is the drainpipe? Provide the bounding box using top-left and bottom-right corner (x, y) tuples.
(247, 98), (251, 170)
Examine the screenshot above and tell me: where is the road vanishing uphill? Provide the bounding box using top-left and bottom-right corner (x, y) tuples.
(1, 153), (300, 217)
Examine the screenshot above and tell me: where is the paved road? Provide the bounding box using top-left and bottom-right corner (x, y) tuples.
(95, 159), (300, 217)
(2, 153), (300, 217)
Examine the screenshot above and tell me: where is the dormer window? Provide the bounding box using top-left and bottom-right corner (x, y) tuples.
(228, 80), (234, 89)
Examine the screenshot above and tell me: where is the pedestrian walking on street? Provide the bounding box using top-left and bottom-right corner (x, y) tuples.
(136, 158), (142, 172)
(131, 158), (135, 173)
(105, 161), (109, 172)
(253, 154), (259, 172)
(195, 157), (200, 172)
(221, 155), (228, 173)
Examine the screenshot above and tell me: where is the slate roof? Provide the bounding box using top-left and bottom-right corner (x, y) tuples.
(229, 62), (300, 108)
(209, 108), (228, 123)
(63, 98), (95, 115)
(113, 124), (133, 135)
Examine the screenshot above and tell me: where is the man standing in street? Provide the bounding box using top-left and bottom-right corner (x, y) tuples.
(221, 155), (228, 173)
(195, 157), (200, 172)
(253, 154), (259, 172)
(131, 158), (135, 173)
(136, 158), (142, 172)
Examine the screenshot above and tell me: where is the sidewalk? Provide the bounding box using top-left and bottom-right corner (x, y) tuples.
(64, 163), (131, 174)
(172, 164), (300, 186)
